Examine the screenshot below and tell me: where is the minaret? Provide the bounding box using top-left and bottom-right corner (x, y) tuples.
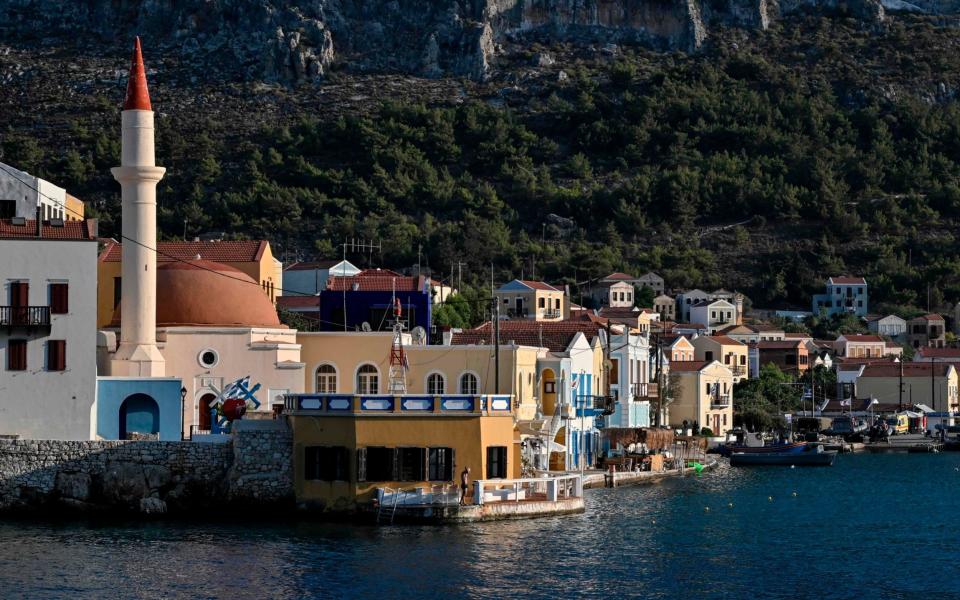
(110, 37), (166, 377)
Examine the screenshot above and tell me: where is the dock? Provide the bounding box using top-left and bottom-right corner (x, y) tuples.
(862, 434), (944, 453)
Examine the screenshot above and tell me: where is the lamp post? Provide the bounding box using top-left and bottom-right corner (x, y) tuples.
(180, 386), (187, 440)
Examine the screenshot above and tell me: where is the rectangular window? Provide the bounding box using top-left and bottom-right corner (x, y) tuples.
(428, 447), (454, 481)
(486, 446), (507, 479)
(538, 297), (545, 308)
(724, 355), (731, 364)
(49, 283), (68, 314)
(47, 340), (66, 371)
(10, 281), (28, 306)
(359, 447), (396, 482)
(113, 277), (122, 309)
(397, 447), (426, 481)
(711, 311), (716, 319)
(544, 381), (556, 393)
(304, 446), (350, 481)
(609, 359), (619, 384)
(555, 298), (560, 309)
(7, 339), (27, 370)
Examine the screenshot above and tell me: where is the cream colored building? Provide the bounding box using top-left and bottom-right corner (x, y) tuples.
(494, 279), (567, 321)
(856, 363), (959, 413)
(297, 331), (546, 421)
(692, 335), (748, 382)
(834, 334), (895, 358)
(669, 361), (735, 436)
(654, 294), (676, 321)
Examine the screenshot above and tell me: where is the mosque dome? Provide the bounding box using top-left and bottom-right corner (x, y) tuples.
(111, 259), (283, 328)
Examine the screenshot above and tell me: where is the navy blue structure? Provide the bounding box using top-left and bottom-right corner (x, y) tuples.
(316, 285), (432, 334)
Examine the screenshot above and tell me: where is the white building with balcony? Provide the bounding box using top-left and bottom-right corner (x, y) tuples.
(0, 217), (98, 440)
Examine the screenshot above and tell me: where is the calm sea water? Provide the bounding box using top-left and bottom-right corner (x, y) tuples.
(2, 454), (959, 599)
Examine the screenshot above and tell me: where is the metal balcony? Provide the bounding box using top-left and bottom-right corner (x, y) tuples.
(729, 365), (746, 377)
(542, 309), (562, 319)
(631, 382), (659, 399)
(0, 306), (51, 331)
(506, 309), (530, 318)
(711, 394), (731, 408)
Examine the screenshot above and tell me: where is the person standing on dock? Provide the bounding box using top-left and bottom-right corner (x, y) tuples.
(459, 467), (471, 506)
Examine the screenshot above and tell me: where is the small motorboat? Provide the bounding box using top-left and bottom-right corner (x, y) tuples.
(713, 429), (807, 457)
(729, 444), (837, 467)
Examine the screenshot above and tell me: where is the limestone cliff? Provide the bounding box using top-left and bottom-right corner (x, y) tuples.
(0, 0), (946, 83)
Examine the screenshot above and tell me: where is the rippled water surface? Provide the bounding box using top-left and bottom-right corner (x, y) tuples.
(2, 454), (960, 599)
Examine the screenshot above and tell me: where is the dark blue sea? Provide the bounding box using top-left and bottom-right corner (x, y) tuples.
(2, 453), (959, 599)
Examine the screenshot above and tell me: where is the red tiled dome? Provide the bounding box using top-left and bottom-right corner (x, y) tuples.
(111, 260), (282, 328)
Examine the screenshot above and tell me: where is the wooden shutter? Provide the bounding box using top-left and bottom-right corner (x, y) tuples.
(48, 340), (65, 371)
(356, 447), (367, 482)
(11, 282), (28, 307)
(8, 340), (27, 370)
(50, 283), (68, 314)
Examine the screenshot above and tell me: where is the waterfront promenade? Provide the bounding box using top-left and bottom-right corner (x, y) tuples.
(1, 453), (957, 599)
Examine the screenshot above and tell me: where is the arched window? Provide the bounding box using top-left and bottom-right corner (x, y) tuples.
(357, 364), (379, 394)
(459, 372), (478, 395)
(428, 373), (446, 395)
(315, 364), (337, 393)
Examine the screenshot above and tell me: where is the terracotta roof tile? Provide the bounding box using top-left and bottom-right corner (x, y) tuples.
(701, 335), (746, 346)
(860, 363), (954, 378)
(828, 276), (867, 285)
(603, 272), (635, 280)
(327, 272), (424, 292)
(670, 361), (711, 372)
(100, 240), (267, 262)
(839, 335), (884, 343)
(450, 320), (604, 352)
(917, 347), (960, 358)
(757, 340), (804, 350)
(0, 219), (95, 240)
(518, 280), (561, 291)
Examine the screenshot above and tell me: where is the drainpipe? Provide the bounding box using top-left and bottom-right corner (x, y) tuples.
(35, 204), (42, 237)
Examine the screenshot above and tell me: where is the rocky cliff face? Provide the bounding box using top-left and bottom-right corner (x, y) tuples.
(0, 0), (944, 83)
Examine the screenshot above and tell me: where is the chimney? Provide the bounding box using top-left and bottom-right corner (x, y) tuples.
(35, 204), (42, 237)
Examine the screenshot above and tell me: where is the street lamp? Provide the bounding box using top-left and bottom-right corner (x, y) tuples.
(180, 386), (187, 440)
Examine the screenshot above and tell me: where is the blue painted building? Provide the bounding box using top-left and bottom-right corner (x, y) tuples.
(317, 269), (432, 333)
(96, 377), (183, 441)
(812, 276), (868, 317)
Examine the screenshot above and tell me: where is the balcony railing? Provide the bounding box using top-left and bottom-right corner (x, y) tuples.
(729, 365), (746, 376)
(631, 382), (659, 399)
(542, 309), (562, 318)
(711, 394), (731, 408)
(506, 309), (530, 318)
(0, 306), (51, 329)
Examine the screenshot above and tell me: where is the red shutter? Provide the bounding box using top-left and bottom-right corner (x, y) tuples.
(48, 340), (66, 371)
(8, 340), (27, 370)
(11, 282), (28, 306)
(50, 283), (68, 314)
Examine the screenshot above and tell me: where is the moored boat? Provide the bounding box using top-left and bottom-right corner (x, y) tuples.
(713, 429), (808, 457)
(729, 444), (837, 467)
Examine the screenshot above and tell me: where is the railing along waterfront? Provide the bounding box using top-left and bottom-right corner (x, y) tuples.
(283, 393), (515, 416)
(472, 474), (583, 505)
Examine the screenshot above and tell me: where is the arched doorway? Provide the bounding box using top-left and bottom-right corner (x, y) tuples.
(541, 368), (557, 416)
(198, 393), (216, 432)
(119, 393), (160, 440)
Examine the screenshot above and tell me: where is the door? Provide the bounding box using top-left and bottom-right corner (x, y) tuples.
(198, 393), (216, 432)
(515, 297), (524, 317)
(10, 281), (28, 324)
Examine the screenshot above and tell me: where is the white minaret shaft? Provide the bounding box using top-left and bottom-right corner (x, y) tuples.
(110, 37), (166, 377)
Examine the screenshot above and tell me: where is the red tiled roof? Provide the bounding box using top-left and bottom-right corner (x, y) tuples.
(100, 240), (268, 262)
(277, 296), (320, 310)
(598, 307), (639, 318)
(829, 276), (866, 285)
(834, 357), (896, 366)
(670, 361), (711, 372)
(701, 335), (746, 346)
(912, 314), (945, 322)
(450, 320), (604, 352)
(784, 332), (813, 339)
(673, 322), (707, 329)
(917, 347), (960, 358)
(0, 219), (96, 240)
(603, 272), (634, 280)
(861, 363), (954, 378)
(518, 280), (561, 291)
(839, 335), (884, 343)
(327, 271), (424, 292)
(284, 260), (342, 271)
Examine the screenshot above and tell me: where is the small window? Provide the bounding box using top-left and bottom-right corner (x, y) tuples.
(428, 447), (454, 481)
(398, 447), (426, 481)
(544, 381), (556, 393)
(357, 364), (379, 394)
(459, 372), (478, 395)
(49, 283), (68, 314)
(555, 298), (560, 309)
(427, 373), (445, 395)
(486, 446), (507, 479)
(113, 276), (122, 309)
(47, 340), (65, 371)
(538, 297), (545, 308)
(304, 446), (350, 481)
(315, 364), (337, 393)
(7, 339), (27, 371)
(198, 348), (219, 368)
(359, 447), (395, 482)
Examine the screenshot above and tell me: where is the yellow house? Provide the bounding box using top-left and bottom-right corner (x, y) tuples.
(494, 279), (568, 321)
(65, 194), (85, 221)
(666, 335), (695, 362)
(692, 335), (748, 383)
(96, 239), (283, 327)
(287, 393), (520, 512)
(669, 361), (735, 436)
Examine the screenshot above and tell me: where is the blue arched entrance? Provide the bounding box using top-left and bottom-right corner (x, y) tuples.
(119, 393), (160, 439)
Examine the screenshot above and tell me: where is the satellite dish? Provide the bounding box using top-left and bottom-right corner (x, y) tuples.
(411, 326), (427, 345)
(361, 322), (372, 332)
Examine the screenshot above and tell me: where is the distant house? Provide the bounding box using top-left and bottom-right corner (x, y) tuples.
(833, 334), (889, 359)
(812, 276), (868, 317)
(669, 361), (735, 436)
(675, 289), (711, 323)
(494, 280), (567, 321)
(593, 280), (635, 309)
(753, 340), (810, 377)
(856, 362), (959, 415)
(866, 314), (907, 338)
(719, 324), (786, 344)
(906, 314), (946, 349)
(690, 299), (737, 335)
(653, 293), (676, 321)
(636, 272), (665, 295)
(692, 335), (748, 382)
(283, 259), (360, 295)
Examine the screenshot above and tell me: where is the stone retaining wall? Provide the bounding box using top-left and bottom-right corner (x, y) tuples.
(0, 422), (293, 515)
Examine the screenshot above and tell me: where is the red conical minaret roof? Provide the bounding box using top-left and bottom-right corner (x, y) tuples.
(123, 36), (152, 111)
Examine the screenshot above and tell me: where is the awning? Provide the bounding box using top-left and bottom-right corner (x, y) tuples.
(903, 411), (923, 418)
(914, 404), (935, 414)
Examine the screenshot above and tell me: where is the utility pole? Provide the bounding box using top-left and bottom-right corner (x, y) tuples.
(899, 358), (904, 412)
(654, 331), (664, 427)
(493, 297), (501, 394)
(457, 261), (464, 292)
